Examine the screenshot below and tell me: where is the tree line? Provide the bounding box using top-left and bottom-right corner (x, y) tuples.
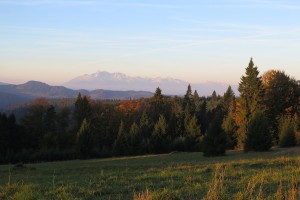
(0, 58), (299, 163)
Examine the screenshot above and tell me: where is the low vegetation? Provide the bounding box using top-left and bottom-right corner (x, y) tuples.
(1, 147), (300, 199)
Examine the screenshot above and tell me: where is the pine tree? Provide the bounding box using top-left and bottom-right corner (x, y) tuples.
(184, 84), (193, 103)
(222, 113), (237, 149)
(237, 58), (265, 149)
(154, 87), (163, 99)
(194, 90), (200, 102)
(244, 112), (272, 152)
(74, 93), (92, 130)
(150, 87), (164, 122)
(113, 121), (129, 156)
(150, 115), (168, 153)
(223, 85), (236, 114)
(139, 111), (151, 153)
(185, 115), (203, 151)
(129, 122), (141, 154)
(211, 90), (217, 101)
(203, 112), (226, 156)
(77, 118), (93, 158)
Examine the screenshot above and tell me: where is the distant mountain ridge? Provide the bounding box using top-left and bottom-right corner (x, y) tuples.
(0, 81), (153, 110)
(64, 71), (238, 96)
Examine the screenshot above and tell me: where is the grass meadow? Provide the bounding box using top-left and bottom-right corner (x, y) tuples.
(1, 147), (300, 199)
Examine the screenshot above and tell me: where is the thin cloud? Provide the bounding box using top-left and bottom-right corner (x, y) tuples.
(0, 0), (181, 9)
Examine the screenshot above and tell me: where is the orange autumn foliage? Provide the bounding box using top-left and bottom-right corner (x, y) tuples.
(117, 100), (141, 113)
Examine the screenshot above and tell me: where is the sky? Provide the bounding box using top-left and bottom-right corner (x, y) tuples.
(1, 0), (300, 85)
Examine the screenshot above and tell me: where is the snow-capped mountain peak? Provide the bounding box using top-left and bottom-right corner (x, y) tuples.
(63, 70), (237, 95)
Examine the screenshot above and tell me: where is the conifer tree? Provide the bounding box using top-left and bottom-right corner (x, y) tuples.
(77, 118), (93, 158)
(194, 90), (200, 102)
(74, 93), (92, 130)
(211, 90), (217, 101)
(184, 84), (193, 103)
(237, 58), (265, 149)
(113, 121), (129, 156)
(129, 122), (141, 154)
(203, 112), (226, 156)
(185, 115), (202, 151)
(244, 112), (272, 152)
(150, 115), (168, 153)
(139, 111), (151, 152)
(223, 85), (236, 114)
(222, 112), (238, 149)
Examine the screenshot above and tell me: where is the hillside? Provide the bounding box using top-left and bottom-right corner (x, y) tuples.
(0, 81), (153, 110)
(1, 148), (300, 199)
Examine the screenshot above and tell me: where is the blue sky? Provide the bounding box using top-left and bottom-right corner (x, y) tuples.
(1, 0), (300, 85)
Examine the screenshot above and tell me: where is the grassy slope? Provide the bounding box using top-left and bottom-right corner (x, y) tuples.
(0, 147), (300, 199)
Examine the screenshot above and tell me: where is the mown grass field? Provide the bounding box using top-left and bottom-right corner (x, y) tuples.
(1, 147), (300, 199)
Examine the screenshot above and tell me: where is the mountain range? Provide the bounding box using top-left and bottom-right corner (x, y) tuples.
(64, 71), (238, 96)
(1, 71), (238, 110)
(0, 81), (153, 110)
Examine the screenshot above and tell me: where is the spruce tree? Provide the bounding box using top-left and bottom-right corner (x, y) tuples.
(129, 122), (141, 154)
(222, 112), (237, 149)
(77, 118), (93, 158)
(244, 112), (272, 152)
(203, 112), (226, 156)
(184, 84), (193, 103)
(194, 90), (200, 102)
(139, 111), (151, 153)
(223, 85), (236, 114)
(238, 58), (265, 149)
(185, 115), (202, 151)
(113, 121), (129, 156)
(74, 93), (92, 130)
(150, 115), (168, 153)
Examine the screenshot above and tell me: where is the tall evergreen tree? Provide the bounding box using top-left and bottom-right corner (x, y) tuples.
(139, 111), (151, 152)
(129, 122), (141, 154)
(77, 118), (93, 158)
(211, 90), (217, 101)
(194, 90), (200, 102)
(244, 112), (272, 152)
(150, 115), (168, 153)
(222, 113), (238, 149)
(223, 85), (236, 114)
(113, 121), (129, 156)
(237, 58), (265, 149)
(154, 87), (163, 99)
(74, 93), (92, 130)
(184, 84), (193, 103)
(203, 112), (226, 156)
(185, 115), (203, 151)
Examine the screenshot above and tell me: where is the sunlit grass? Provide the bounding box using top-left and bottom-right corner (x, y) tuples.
(0, 147), (300, 199)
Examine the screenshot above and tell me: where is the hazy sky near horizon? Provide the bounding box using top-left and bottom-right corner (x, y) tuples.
(1, 0), (300, 85)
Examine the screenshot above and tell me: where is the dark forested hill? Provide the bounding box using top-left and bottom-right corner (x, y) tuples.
(0, 81), (153, 110)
